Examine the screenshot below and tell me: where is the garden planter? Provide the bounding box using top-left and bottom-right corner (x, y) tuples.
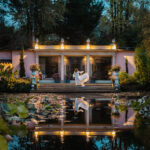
(66, 79), (70, 83)
(91, 80), (95, 83)
(55, 79), (60, 83)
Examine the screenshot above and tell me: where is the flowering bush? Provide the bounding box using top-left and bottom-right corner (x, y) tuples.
(110, 65), (121, 72)
(132, 96), (150, 119)
(0, 77), (31, 92)
(30, 64), (40, 71)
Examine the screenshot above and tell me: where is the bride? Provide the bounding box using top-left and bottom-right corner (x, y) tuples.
(73, 68), (89, 87)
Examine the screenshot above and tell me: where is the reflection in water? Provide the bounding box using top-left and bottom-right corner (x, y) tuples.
(8, 95), (144, 150)
(9, 133), (146, 150)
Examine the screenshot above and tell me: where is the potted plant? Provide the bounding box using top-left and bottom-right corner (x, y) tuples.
(30, 64), (40, 89)
(65, 74), (72, 83)
(52, 73), (60, 83)
(110, 65), (120, 72)
(91, 72), (97, 83)
(30, 64), (40, 74)
(109, 65), (121, 88)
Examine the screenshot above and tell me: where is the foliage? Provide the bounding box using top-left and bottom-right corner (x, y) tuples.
(0, 64), (30, 92)
(0, 135), (8, 150)
(0, 64), (18, 79)
(9, 124), (28, 138)
(110, 65), (120, 72)
(119, 71), (136, 85)
(19, 48), (25, 77)
(0, 117), (9, 135)
(30, 64), (40, 71)
(8, 103), (28, 118)
(119, 70), (150, 91)
(0, 98), (30, 149)
(133, 96), (150, 149)
(56, 0), (104, 44)
(134, 45), (150, 84)
(1, 0), (65, 48)
(0, 77), (31, 93)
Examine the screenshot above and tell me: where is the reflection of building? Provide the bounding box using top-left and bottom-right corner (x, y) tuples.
(0, 44), (135, 83)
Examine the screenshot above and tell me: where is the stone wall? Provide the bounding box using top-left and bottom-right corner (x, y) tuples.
(12, 51), (35, 77)
(116, 51), (135, 75)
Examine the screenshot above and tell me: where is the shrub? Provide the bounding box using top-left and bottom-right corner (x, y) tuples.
(119, 71), (129, 85)
(0, 77), (31, 93)
(135, 45), (150, 84)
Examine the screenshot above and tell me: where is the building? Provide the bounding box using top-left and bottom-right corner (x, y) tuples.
(0, 42), (135, 83)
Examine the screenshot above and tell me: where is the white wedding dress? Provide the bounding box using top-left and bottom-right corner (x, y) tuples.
(74, 97), (89, 112)
(73, 71), (89, 86)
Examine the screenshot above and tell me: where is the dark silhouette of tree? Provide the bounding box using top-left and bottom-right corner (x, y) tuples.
(56, 0), (104, 44)
(19, 47), (25, 77)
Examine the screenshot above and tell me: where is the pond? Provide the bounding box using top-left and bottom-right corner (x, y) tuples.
(0, 94), (149, 150)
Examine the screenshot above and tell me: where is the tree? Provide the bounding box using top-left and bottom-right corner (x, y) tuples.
(57, 0), (104, 44)
(134, 45), (150, 84)
(19, 48), (25, 77)
(2, 0), (65, 48)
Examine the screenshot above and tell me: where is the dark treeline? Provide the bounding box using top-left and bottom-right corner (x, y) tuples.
(0, 0), (150, 50)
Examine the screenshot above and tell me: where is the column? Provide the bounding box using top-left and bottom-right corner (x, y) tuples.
(86, 55), (90, 78)
(61, 55), (65, 82)
(112, 53), (116, 66)
(35, 53), (39, 64)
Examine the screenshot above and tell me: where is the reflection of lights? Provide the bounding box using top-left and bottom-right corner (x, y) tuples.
(112, 44), (116, 50)
(60, 130), (64, 136)
(86, 131), (90, 142)
(34, 132), (38, 141)
(35, 38), (39, 49)
(60, 130), (64, 144)
(89, 104), (93, 107)
(112, 131), (116, 138)
(61, 38), (64, 49)
(86, 131), (89, 136)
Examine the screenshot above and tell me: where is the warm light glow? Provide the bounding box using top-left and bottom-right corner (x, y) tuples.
(112, 131), (116, 138)
(60, 130), (64, 136)
(86, 131), (90, 142)
(87, 44), (90, 49)
(86, 131), (89, 136)
(86, 38), (90, 49)
(61, 38), (64, 49)
(60, 130), (64, 144)
(34, 132), (38, 141)
(61, 44), (64, 49)
(35, 43), (39, 49)
(112, 44), (117, 50)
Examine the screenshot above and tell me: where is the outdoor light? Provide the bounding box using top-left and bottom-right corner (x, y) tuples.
(60, 130), (64, 144)
(112, 39), (117, 50)
(112, 130), (116, 138)
(34, 131), (39, 141)
(34, 38), (39, 49)
(86, 38), (90, 49)
(61, 38), (64, 49)
(86, 131), (90, 142)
